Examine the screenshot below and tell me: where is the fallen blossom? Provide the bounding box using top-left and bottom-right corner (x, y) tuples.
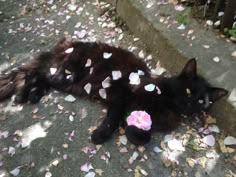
(144, 84), (155, 92)
(224, 136), (236, 145)
(206, 20), (213, 26)
(103, 52), (112, 59)
(119, 135), (128, 145)
(84, 172), (96, 177)
(68, 130), (75, 141)
(50, 67), (57, 75)
(208, 125), (220, 133)
(65, 47), (74, 54)
(177, 24), (185, 30)
(102, 77), (111, 88)
(129, 72), (141, 85)
(129, 151), (139, 164)
(69, 115), (74, 121)
(127, 111), (152, 131)
(10, 167), (21, 176)
(75, 30), (87, 39)
(63, 154), (68, 160)
(168, 138), (185, 151)
(203, 135), (215, 147)
(231, 51), (236, 57)
(64, 95), (76, 102)
(213, 56), (220, 63)
(138, 50), (145, 58)
(95, 169), (104, 176)
(112, 70), (122, 80)
(84, 83), (92, 94)
(175, 5), (185, 11)
(99, 89), (107, 99)
(153, 146), (163, 153)
(0, 131), (10, 139)
(85, 59), (92, 67)
(45, 172), (52, 177)
(8, 146), (16, 156)
(81, 163), (94, 172)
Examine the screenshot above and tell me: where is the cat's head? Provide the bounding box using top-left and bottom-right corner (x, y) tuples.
(169, 58), (228, 117)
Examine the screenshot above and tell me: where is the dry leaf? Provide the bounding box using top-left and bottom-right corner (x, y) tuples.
(186, 158), (195, 168)
(95, 169), (104, 176)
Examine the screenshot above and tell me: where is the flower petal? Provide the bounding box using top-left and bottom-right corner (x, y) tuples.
(224, 136), (236, 145)
(84, 83), (92, 94)
(129, 72), (140, 85)
(99, 89), (107, 99)
(65, 47), (74, 54)
(103, 52), (112, 59)
(203, 135), (215, 146)
(85, 59), (92, 67)
(64, 95), (76, 102)
(102, 77), (111, 88)
(112, 70), (122, 80)
(50, 67), (57, 75)
(144, 84), (155, 92)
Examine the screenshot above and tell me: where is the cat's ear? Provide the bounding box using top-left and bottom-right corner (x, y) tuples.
(179, 58), (197, 79)
(209, 87), (228, 101)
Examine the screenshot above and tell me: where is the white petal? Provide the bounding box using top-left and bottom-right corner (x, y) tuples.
(119, 135), (128, 145)
(80, 163), (94, 172)
(175, 5), (185, 11)
(153, 146), (163, 153)
(129, 72), (140, 85)
(103, 52), (112, 59)
(224, 136), (236, 145)
(203, 135), (215, 147)
(102, 77), (111, 88)
(10, 167), (20, 176)
(208, 125), (220, 133)
(99, 89), (107, 99)
(65, 47), (74, 54)
(213, 56), (220, 63)
(144, 84), (155, 92)
(164, 134), (173, 142)
(8, 147), (16, 156)
(50, 67), (57, 75)
(112, 70), (122, 80)
(168, 138), (185, 151)
(156, 86), (161, 94)
(89, 67), (94, 75)
(64, 95), (76, 102)
(85, 59), (92, 67)
(138, 70), (145, 76)
(84, 83), (92, 94)
(84, 172), (96, 177)
(177, 24), (185, 30)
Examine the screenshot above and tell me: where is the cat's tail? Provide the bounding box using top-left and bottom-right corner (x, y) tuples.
(0, 52), (53, 101)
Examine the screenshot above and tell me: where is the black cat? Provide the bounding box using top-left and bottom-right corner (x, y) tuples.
(0, 38), (228, 145)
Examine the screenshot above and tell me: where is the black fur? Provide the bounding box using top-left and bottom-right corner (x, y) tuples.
(0, 38), (228, 145)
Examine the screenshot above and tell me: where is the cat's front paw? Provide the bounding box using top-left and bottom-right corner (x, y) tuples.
(125, 126), (151, 145)
(91, 127), (112, 145)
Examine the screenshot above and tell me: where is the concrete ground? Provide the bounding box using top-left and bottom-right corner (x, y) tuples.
(0, 1), (235, 177)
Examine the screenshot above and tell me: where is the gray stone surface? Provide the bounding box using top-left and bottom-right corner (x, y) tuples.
(0, 1), (235, 177)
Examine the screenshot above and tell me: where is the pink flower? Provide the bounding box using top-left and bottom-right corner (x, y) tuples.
(127, 111), (152, 131)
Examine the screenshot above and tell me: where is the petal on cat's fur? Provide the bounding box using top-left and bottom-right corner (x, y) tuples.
(99, 89), (107, 99)
(144, 84), (155, 92)
(103, 52), (112, 59)
(129, 72), (141, 85)
(102, 77), (111, 88)
(65, 47), (74, 54)
(50, 68), (57, 75)
(112, 71), (122, 80)
(84, 83), (92, 94)
(85, 59), (92, 67)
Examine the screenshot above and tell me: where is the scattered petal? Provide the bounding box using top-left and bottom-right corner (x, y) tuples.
(65, 47), (74, 54)
(208, 125), (220, 133)
(81, 163), (94, 172)
(175, 5), (185, 11)
(224, 136), (236, 145)
(84, 172), (96, 177)
(213, 56), (220, 63)
(99, 89), (107, 99)
(112, 70), (122, 80)
(84, 83), (92, 94)
(85, 59), (92, 67)
(177, 24), (185, 30)
(119, 135), (128, 145)
(50, 68), (57, 75)
(45, 172), (52, 177)
(203, 135), (215, 147)
(103, 52), (112, 59)
(10, 167), (20, 176)
(144, 84), (155, 92)
(129, 151), (139, 164)
(8, 147), (16, 156)
(202, 45), (210, 49)
(168, 138), (185, 151)
(153, 146), (163, 153)
(129, 72), (141, 85)
(206, 20), (213, 26)
(102, 77), (111, 88)
(231, 51), (236, 57)
(64, 95), (76, 102)
(95, 169), (104, 176)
